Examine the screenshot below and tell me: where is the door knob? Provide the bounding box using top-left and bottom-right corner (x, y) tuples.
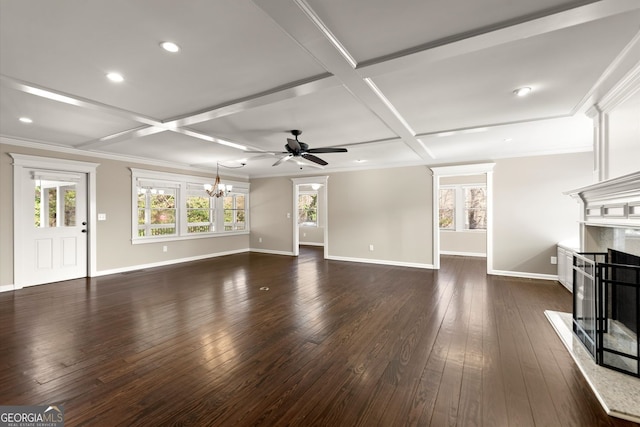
(81, 229), (87, 233)
(82, 221), (87, 225)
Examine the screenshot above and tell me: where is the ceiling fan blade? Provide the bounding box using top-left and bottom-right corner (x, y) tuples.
(287, 138), (301, 152)
(301, 153), (328, 166)
(245, 150), (286, 154)
(273, 155), (292, 166)
(306, 147), (348, 153)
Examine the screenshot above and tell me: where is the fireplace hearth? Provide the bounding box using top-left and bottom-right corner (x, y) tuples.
(573, 250), (640, 377)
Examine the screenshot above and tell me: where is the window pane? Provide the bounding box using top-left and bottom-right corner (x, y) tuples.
(223, 196), (233, 209)
(439, 188), (455, 229)
(298, 193), (318, 226)
(186, 195), (213, 233)
(151, 227), (176, 236)
(465, 187), (487, 230)
(235, 195), (245, 209)
(151, 209), (175, 224)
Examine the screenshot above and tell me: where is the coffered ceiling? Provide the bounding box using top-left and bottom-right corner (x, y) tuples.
(1, 0), (639, 177)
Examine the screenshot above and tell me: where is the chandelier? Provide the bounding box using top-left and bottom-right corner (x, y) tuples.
(204, 162), (244, 197)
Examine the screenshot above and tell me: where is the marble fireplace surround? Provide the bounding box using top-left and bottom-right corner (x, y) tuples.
(566, 170), (640, 257)
(559, 171), (640, 421)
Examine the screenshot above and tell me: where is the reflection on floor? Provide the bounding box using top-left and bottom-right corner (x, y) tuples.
(545, 310), (640, 423)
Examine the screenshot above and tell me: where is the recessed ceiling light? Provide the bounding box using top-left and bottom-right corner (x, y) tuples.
(19, 117), (33, 124)
(160, 41), (180, 53)
(503, 138), (513, 143)
(513, 87), (532, 97)
(355, 159), (367, 163)
(106, 72), (124, 83)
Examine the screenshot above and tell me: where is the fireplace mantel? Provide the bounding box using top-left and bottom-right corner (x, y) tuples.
(566, 170), (640, 229)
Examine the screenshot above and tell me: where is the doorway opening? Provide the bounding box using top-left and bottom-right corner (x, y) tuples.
(291, 176), (328, 258)
(431, 163), (495, 273)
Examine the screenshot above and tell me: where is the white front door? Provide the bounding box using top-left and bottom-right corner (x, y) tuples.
(17, 168), (88, 286)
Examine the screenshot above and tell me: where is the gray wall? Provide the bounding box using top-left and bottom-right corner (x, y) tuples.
(327, 167), (433, 265)
(299, 226), (324, 245)
(492, 152), (592, 275)
(1, 140), (597, 287)
(250, 176), (294, 253)
(0, 141), (249, 286)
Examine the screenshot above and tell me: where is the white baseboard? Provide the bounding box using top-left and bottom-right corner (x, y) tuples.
(94, 248), (250, 277)
(489, 269), (558, 281)
(0, 284), (16, 293)
(250, 248), (296, 256)
(327, 255), (434, 269)
(299, 242), (324, 247)
(441, 251), (487, 257)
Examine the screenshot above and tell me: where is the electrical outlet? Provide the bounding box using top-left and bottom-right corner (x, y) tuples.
(369, 244), (374, 251)
(163, 245), (168, 253)
(550, 256), (557, 265)
(287, 213), (291, 219)
(303, 232), (306, 237)
(259, 237), (262, 243)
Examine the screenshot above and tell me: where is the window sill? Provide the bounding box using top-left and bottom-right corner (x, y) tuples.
(132, 231), (249, 245)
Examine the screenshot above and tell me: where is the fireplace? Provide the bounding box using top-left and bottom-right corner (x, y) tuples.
(573, 249), (640, 377)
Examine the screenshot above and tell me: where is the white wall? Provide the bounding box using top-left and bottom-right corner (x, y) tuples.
(607, 89), (640, 180)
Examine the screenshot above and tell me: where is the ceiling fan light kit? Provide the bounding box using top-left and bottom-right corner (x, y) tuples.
(247, 130), (349, 167)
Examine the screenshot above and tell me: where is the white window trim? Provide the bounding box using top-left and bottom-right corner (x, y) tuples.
(130, 168), (249, 244)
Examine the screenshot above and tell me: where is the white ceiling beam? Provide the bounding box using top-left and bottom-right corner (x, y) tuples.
(73, 74), (341, 151)
(252, 0), (435, 161)
(359, 0), (640, 78)
(165, 73), (339, 128)
(1, 74), (161, 127)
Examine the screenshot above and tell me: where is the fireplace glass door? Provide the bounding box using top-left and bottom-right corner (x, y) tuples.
(573, 253), (605, 358)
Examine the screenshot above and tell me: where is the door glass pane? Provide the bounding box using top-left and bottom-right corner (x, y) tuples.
(34, 184), (41, 227)
(47, 188), (57, 227)
(63, 186), (77, 226)
(34, 180), (78, 228)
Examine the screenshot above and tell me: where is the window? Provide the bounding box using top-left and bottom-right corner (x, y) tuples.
(131, 168), (249, 242)
(464, 186), (486, 229)
(223, 193), (246, 231)
(439, 184), (486, 231)
(186, 184), (214, 233)
(298, 192), (318, 226)
(137, 186), (177, 237)
(438, 188), (455, 230)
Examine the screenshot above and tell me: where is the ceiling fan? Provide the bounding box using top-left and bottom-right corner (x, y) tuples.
(249, 130), (348, 167)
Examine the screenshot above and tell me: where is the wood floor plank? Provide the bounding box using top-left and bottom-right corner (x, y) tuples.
(0, 249), (637, 426)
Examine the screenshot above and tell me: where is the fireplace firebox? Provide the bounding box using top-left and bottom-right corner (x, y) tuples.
(573, 250), (640, 377)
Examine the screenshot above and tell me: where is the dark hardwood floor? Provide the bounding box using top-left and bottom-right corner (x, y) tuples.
(0, 247), (637, 426)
